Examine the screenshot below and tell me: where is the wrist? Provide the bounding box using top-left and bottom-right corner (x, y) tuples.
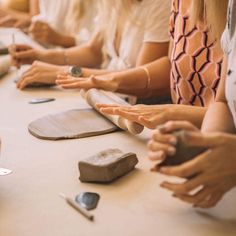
(37, 49), (49, 62)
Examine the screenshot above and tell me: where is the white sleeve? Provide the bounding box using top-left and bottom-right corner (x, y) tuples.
(143, 0), (171, 43)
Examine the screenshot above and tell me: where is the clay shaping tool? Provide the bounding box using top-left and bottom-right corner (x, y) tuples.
(59, 193), (94, 221)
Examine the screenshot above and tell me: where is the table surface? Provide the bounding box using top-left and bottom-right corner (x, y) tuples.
(0, 71), (236, 236)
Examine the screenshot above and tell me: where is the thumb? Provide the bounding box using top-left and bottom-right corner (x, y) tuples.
(182, 131), (223, 148)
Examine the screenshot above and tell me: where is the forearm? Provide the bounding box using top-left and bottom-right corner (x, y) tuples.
(114, 56), (171, 96)
(201, 102), (236, 133)
(38, 44), (103, 67)
(172, 105), (207, 128)
(81, 68), (115, 77)
(54, 34), (76, 48)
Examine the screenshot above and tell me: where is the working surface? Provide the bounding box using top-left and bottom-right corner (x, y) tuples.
(0, 72), (236, 236)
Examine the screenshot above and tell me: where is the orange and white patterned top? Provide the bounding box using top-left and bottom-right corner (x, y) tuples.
(170, 0), (224, 107)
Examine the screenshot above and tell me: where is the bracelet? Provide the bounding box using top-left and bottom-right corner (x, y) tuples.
(61, 49), (69, 65)
(141, 67), (151, 89)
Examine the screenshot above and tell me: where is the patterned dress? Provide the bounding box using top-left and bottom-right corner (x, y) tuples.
(170, 0), (224, 107)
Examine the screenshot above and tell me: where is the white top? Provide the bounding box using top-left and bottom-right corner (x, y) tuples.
(104, 0), (171, 70)
(222, 0), (236, 126)
(32, 0), (96, 45)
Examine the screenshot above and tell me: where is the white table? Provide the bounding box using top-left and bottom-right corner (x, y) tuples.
(0, 72), (236, 236)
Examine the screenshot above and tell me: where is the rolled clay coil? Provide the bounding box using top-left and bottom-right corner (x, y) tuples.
(83, 89), (144, 134)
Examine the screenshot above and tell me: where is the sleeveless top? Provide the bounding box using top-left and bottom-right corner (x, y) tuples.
(222, 0), (236, 127)
(170, 0), (224, 107)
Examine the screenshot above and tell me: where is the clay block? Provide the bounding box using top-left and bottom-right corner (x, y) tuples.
(159, 131), (207, 167)
(79, 149), (138, 183)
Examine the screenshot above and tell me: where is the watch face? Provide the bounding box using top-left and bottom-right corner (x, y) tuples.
(71, 66), (82, 77)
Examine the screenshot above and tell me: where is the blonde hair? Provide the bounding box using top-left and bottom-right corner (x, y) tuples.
(98, 0), (142, 40)
(191, 0), (228, 39)
(65, 0), (97, 34)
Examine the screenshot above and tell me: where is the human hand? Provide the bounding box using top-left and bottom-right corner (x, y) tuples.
(56, 73), (119, 91)
(158, 131), (236, 208)
(9, 44), (43, 67)
(16, 61), (68, 89)
(148, 121), (199, 164)
(97, 104), (179, 129)
(29, 21), (59, 45)
(0, 14), (30, 28)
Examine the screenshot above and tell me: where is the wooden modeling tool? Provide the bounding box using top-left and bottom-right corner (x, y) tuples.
(59, 193), (94, 221)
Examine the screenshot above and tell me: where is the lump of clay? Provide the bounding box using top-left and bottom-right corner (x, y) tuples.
(159, 131), (207, 167)
(79, 149), (138, 183)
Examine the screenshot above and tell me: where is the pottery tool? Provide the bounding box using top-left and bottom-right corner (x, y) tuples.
(59, 193), (94, 221)
(12, 33), (20, 80)
(75, 192), (100, 210)
(29, 98), (55, 104)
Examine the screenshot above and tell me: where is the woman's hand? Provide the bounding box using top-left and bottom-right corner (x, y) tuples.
(97, 104), (178, 129)
(56, 73), (119, 91)
(148, 121), (199, 163)
(16, 61), (68, 89)
(0, 14), (30, 28)
(97, 104), (205, 129)
(9, 44), (45, 67)
(158, 131), (236, 208)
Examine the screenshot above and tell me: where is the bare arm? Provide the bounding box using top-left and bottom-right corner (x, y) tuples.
(34, 32), (104, 67)
(81, 41), (169, 77)
(29, 0), (40, 16)
(201, 56), (236, 133)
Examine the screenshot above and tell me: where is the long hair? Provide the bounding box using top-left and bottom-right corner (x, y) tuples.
(97, 0), (143, 40)
(65, 0), (96, 34)
(191, 0), (228, 39)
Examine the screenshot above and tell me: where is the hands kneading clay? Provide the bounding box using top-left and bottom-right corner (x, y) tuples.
(159, 131), (207, 168)
(79, 149), (138, 183)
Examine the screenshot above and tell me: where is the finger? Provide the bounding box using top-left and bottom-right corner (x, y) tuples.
(17, 70), (35, 88)
(174, 187), (211, 205)
(152, 131), (178, 146)
(18, 77), (35, 90)
(10, 44), (32, 52)
(56, 78), (79, 85)
(96, 104), (123, 109)
(195, 191), (224, 208)
(148, 150), (166, 161)
(14, 50), (35, 60)
(161, 175), (206, 194)
(158, 151), (207, 178)
(181, 132), (224, 148)
(159, 121), (199, 133)
(99, 107), (123, 115)
(60, 81), (92, 90)
(139, 114), (167, 129)
(115, 110), (142, 123)
(148, 140), (176, 156)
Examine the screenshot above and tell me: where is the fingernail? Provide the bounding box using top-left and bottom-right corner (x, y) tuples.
(167, 146), (176, 156)
(169, 137), (177, 145)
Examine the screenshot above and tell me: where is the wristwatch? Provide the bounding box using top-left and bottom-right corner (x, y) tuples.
(68, 66), (83, 77)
